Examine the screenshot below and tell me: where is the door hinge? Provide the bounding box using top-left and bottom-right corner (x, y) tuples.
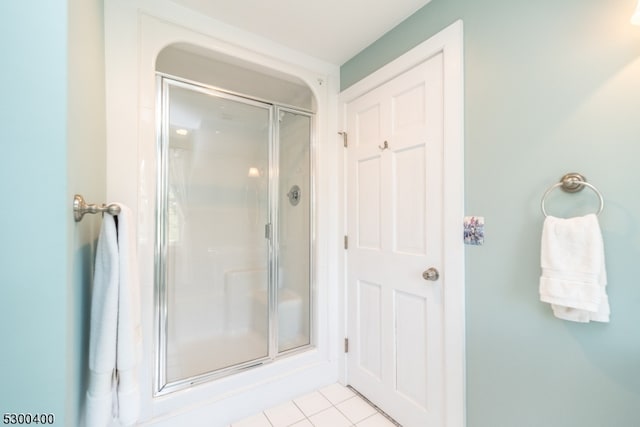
(265, 223), (272, 240)
(338, 131), (348, 148)
(344, 338), (349, 353)
(344, 235), (348, 250)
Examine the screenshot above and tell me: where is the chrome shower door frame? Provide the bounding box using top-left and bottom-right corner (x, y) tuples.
(154, 76), (314, 396)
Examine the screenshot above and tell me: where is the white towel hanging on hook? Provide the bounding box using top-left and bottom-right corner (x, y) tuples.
(86, 204), (141, 426)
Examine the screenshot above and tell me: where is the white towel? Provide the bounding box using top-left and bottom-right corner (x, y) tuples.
(86, 205), (141, 426)
(86, 214), (119, 427)
(539, 214), (610, 323)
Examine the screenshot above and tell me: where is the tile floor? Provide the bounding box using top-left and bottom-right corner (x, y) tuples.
(229, 383), (398, 427)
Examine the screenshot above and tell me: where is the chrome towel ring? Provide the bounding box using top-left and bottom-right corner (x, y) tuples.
(541, 173), (604, 217)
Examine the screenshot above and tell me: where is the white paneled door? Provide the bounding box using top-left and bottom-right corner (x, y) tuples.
(345, 53), (447, 427)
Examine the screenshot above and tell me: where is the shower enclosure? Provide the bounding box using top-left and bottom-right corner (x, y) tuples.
(155, 75), (313, 394)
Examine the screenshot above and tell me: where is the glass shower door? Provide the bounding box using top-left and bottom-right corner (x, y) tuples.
(277, 109), (312, 353)
(158, 79), (272, 385)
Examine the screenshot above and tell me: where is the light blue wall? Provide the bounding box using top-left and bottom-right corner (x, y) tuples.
(0, 1), (70, 423)
(343, 1), (640, 426)
(0, 1), (105, 426)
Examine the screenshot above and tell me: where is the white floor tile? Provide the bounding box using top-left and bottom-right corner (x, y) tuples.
(336, 396), (378, 423)
(293, 391), (333, 417)
(356, 413), (397, 427)
(231, 384), (394, 427)
(308, 407), (352, 427)
(231, 412), (272, 427)
(318, 383), (355, 405)
(264, 401), (305, 427)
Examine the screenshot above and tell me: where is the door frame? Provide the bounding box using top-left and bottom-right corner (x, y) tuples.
(338, 20), (465, 427)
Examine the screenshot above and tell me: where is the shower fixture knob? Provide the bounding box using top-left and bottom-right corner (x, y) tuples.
(287, 185), (301, 206)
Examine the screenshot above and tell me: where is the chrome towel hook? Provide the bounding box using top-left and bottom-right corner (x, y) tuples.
(73, 194), (121, 222)
(540, 173), (604, 217)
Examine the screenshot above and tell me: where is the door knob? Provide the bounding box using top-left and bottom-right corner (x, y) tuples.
(422, 267), (439, 281)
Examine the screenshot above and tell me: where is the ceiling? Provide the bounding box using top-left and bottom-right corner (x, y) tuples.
(169, 0), (432, 65)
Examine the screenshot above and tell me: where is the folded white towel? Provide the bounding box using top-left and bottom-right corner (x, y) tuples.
(86, 205), (141, 426)
(539, 214), (610, 323)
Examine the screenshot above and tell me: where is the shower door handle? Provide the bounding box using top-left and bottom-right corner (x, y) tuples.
(265, 223), (272, 240)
